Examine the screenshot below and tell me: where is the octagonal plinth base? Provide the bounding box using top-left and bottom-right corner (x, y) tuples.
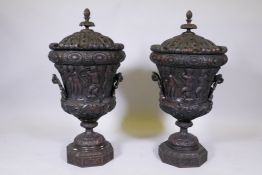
(67, 141), (113, 167)
(159, 142), (207, 168)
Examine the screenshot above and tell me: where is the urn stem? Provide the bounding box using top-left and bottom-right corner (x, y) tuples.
(80, 121), (98, 133)
(176, 121), (193, 134)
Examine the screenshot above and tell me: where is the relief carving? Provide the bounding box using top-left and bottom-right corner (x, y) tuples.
(54, 64), (119, 101)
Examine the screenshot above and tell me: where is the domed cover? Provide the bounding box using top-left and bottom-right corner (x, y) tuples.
(151, 11), (227, 55)
(49, 9), (124, 51)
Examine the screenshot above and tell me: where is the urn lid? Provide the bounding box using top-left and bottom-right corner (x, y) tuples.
(151, 11), (227, 55)
(49, 8), (124, 51)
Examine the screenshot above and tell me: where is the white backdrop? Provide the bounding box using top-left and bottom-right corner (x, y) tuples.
(0, 0), (262, 175)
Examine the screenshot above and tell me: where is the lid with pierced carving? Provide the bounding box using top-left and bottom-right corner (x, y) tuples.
(151, 10), (227, 55)
(49, 8), (124, 51)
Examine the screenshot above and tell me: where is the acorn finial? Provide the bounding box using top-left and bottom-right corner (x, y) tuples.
(84, 8), (91, 20)
(186, 10), (192, 23)
(181, 10), (197, 32)
(80, 8), (95, 28)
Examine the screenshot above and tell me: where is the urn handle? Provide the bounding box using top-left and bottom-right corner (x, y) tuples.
(152, 72), (165, 96)
(52, 74), (67, 100)
(208, 74), (224, 100)
(112, 73), (123, 96)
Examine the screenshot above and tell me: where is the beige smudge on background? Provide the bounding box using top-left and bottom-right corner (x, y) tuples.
(120, 69), (164, 137)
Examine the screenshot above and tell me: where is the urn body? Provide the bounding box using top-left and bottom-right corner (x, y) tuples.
(150, 11), (228, 168)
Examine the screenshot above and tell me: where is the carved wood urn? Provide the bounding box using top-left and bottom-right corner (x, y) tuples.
(150, 11), (228, 167)
(48, 8), (125, 167)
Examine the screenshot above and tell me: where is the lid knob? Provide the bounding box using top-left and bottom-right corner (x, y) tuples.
(80, 8), (95, 28)
(180, 10), (197, 32)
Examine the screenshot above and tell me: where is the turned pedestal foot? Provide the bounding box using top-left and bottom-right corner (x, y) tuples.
(159, 121), (207, 168)
(67, 122), (113, 167)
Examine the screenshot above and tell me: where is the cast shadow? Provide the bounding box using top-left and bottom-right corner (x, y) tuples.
(120, 68), (165, 138)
